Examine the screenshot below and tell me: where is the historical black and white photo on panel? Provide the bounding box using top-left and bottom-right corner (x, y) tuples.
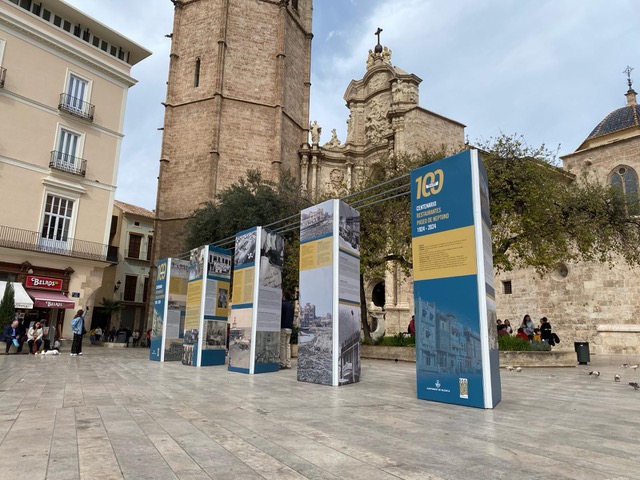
(234, 230), (257, 266)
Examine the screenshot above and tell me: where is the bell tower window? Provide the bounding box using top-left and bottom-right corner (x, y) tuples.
(194, 57), (200, 88)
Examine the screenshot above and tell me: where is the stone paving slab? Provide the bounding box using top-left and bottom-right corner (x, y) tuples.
(0, 347), (637, 479)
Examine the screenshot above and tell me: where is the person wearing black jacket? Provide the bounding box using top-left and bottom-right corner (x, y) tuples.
(3, 319), (24, 354)
(540, 317), (553, 345)
(279, 292), (295, 369)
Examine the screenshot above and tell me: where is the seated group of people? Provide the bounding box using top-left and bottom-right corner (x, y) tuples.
(2, 319), (60, 354)
(497, 314), (560, 346)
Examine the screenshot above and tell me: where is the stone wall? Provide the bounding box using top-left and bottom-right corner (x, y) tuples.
(563, 136), (640, 182)
(495, 261), (640, 354)
(401, 108), (465, 155)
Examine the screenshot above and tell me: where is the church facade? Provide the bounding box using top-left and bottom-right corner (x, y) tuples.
(494, 84), (640, 354)
(299, 44), (466, 335)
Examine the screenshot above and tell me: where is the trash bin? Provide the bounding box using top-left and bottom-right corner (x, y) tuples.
(574, 342), (590, 365)
(117, 331), (128, 343)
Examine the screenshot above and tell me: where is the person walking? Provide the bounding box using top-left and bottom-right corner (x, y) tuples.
(408, 315), (416, 337)
(279, 292), (294, 370)
(70, 307), (88, 356)
(2, 319), (24, 354)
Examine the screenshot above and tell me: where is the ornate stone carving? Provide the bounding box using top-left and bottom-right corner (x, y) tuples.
(346, 113), (354, 143)
(369, 72), (388, 91)
(382, 46), (392, 65)
(324, 129), (341, 148)
(330, 168), (344, 186)
(392, 80), (418, 104)
(309, 120), (321, 145)
(366, 49), (376, 69)
(365, 99), (391, 145)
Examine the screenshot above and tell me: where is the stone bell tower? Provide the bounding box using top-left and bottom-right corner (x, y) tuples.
(154, 0), (313, 260)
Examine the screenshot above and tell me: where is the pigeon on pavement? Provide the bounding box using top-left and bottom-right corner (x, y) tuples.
(614, 374), (621, 382)
(629, 382), (639, 390)
(589, 371), (600, 377)
(630, 365), (639, 371)
(516, 367), (522, 373)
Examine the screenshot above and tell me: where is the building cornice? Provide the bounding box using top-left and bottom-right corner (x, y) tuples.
(0, 10), (138, 87)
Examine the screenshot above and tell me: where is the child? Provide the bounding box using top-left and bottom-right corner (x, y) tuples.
(533, 328), (542, 342)
(516, 327), (529, 341)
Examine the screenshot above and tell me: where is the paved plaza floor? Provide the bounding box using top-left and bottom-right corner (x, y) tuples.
(0, 347), (637, 480)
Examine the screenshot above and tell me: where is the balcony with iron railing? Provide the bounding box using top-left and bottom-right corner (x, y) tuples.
(49, 151), (87, 177)
(0, 67), (6, 88)
(124, 249), (151, 262)
(58, 93), (95, 122)
(0, 225), (115, 263)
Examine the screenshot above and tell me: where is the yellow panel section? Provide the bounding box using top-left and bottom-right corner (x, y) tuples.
(300, 237), (333, 271)
(169, 276), (187, 295)
(412, 225), (477, 281)
(185, 279), (203, 330)
(231, 267), (255, 305)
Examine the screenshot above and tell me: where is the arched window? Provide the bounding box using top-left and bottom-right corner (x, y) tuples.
(194, 57), (200, 88)
(610, 165), (639, 214)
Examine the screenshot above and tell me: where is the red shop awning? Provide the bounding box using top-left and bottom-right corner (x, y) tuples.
(26, 290), (76, 309)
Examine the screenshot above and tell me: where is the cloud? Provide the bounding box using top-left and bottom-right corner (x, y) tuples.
(62, 0), (640, 209)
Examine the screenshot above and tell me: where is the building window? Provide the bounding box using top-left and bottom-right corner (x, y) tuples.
(610, 165), (639, 215)
(51, 125), (86, 176)
(502, 280), (512, 295)
(65, 73), (89, 110)
(143, 277), (149, 302)
(127, 234), (142, 259)
(147, 236), (153, 261)
(194, 57), (200, 87)
(40, 194), (74, 249)
(123, 275), (137, 302)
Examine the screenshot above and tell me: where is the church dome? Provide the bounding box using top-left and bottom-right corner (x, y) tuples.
(585, 102), (640, 141)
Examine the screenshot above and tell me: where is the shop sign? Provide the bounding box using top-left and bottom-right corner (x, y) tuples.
(26, 275), (63, 291)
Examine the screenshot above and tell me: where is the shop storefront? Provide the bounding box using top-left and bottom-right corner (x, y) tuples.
(0, 262), (76, 340)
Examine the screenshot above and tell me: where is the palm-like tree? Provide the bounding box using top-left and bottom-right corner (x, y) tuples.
(98, 297), (122, 330)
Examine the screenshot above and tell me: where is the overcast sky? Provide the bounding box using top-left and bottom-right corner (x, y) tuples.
(65, 0), (640, 211)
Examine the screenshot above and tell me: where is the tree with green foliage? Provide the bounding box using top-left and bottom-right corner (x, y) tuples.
(98, 297), (122, 329)
(349, 134), (640, 337)
(478, 134), (640, 272)
(353, 134), (640, 276)
(0, 282), (16, 329)
(183, 169), (309, 295)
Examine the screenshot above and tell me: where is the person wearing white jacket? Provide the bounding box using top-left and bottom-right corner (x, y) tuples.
(27, 322), (44, 354)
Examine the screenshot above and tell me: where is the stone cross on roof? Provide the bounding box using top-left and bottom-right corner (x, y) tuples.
(374, 27), (383, 53)
(624, 65), (634, 90)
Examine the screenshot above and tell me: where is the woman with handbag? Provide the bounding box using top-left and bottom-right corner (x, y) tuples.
(70, 307), (88, 357)
(27, 321), (44, 354)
